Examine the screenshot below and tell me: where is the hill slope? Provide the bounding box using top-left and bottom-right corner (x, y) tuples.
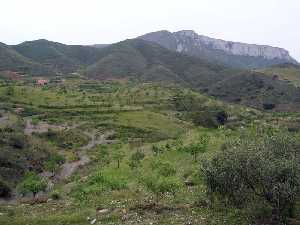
(257, 63), (300, 87)
(85, 39), (237, 87)
(139, 30), (298, 69)
(13, 39), (103, 74)
(209, 71), (300, 111)
(85, 39), (300, 112)
(0, 42), (53, 75)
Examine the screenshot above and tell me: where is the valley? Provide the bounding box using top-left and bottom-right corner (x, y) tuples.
(0, 32), (299, 225)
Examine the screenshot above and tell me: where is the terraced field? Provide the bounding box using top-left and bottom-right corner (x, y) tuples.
(0, 77), (299, 225)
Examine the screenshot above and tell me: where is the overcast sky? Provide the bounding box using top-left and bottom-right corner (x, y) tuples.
(1, 0), (300, 61)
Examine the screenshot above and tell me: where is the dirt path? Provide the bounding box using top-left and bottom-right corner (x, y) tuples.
(24, 118), (67, 135)
(54, 131), (115, 181)
(54, 152), (90, 181)
(23, 118), (116, 182)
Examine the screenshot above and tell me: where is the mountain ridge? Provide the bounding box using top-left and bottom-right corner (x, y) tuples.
(1, 37), (300, 111)
(139, 30), (298, 69)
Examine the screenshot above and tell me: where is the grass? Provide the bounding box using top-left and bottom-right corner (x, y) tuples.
(115, 111), (190, 139)
(0, 78), (299, 225)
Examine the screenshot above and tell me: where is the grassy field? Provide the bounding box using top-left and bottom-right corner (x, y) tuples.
(0, 77), (299, 225)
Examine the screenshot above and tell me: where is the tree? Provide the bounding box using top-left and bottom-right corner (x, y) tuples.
(18, 172), (47, 196)
(128, 150), (145, 170)
(188, 134), (210, 162)
(112, 144), (125, 169)
(201, 131), (300, 223)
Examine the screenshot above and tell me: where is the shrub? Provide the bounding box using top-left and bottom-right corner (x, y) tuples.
(151, 160), (176, 177)
(17, 172), (47, 196)
(192, 108), (228, 128)
(44, 154), (65, 172)
(73, 171), (128, 200)
(142, 174), (182, 200)
(128, 150), (145, 169)
(201, 131), (300, 223)
(8, 133), (28, 149)
(88, 172), (127, 190)
(152, 145), (164, 156)
(263, 103), (276, 110)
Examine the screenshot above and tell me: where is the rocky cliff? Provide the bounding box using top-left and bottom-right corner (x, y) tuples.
(139, 30), (298, 69)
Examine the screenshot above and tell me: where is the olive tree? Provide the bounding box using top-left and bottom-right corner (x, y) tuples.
(201, 131), (300, 223)
(18, 172), (47, 197)
(112, 144), (125, 169)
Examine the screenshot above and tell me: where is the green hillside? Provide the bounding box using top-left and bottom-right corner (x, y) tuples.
(13, 39), (103, 74)
(1, 38), (300, 112)
(0, 77), (299, 225)
(208, 71), (300, 111)
(0, 42), (54, 75)
(85, 39), (300, 112)
(85, 39), (236, 88)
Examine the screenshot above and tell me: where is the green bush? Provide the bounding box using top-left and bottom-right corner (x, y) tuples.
(88, 172), (127, 190)
(72, 171), (128, 200)
(17, 172), (47, 196)
(151, 160), (176, 177)
(152, 145), (164, 156)
(128, 150), (145, 169)
(44, 154), (65, 172)
(142, 174), (182, 199)
(201, 131), (300, 223)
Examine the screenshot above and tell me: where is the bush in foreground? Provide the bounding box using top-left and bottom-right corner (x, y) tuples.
(201, 130), (300, 224)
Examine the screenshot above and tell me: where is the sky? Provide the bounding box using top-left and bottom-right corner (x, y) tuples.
(1, 0), (300, 61)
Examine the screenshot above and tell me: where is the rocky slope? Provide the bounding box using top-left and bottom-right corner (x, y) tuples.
(139, 30), (298, 69)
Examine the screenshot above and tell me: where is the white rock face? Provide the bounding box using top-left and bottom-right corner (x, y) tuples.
(175, 30), (293, 61)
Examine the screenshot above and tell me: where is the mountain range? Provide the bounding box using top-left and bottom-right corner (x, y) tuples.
(139, 30), (298, 69)
(0, 30), (300, 111)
